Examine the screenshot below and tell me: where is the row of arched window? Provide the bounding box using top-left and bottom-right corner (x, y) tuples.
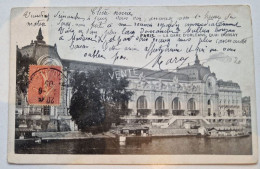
(136, 96), (196, 110)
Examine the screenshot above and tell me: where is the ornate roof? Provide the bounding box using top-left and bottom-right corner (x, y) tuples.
(18, 28), (62, 65)
(62, 59), (189, 81)
(217, 79), (240, 88)
(176, 55), (212, 81)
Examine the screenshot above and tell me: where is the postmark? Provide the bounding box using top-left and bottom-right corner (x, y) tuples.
(28, 65), (62, 105)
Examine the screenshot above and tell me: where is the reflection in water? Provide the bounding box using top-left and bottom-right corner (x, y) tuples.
(15, 136), (252, 155)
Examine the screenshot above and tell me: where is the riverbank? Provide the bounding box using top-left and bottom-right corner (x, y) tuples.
(18, 125), (250, 141)
(31, 127), (199, 140)
(150, 128), (198, 136)
(34, 131), (116, 140)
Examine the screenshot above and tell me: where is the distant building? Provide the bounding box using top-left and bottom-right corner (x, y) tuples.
(242, 96), (251, 117)
(15, 29), (249, 132)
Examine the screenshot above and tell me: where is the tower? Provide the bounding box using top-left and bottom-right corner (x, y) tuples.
(35, 28), (46, 44)
(195, 54), (200, 65)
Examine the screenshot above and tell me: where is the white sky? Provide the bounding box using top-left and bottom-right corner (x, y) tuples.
(11, 6), (255, 97)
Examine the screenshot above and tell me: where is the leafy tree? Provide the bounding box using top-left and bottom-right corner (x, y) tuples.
(69, 68), (133, 132)
(16, 48), (37, 95)
(15, 48), (37, 130)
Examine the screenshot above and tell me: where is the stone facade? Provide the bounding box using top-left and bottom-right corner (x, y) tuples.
(16, 28), (77, 132)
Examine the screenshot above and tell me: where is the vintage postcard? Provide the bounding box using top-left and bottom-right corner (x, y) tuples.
(8, 6), (258, 164)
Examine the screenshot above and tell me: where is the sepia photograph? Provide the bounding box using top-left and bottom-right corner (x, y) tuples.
(8, 6), (258, 164)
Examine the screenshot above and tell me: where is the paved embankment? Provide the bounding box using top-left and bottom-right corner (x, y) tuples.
(150, 128), (198, 136)
(34, 131), (116, 140)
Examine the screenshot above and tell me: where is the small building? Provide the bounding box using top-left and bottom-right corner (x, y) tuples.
(120, 126), (150, 136)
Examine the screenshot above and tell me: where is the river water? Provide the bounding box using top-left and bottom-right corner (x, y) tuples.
(15, 135), (252, 155)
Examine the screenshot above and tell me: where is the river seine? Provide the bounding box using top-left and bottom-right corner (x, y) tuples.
(15, 135), (252, 155)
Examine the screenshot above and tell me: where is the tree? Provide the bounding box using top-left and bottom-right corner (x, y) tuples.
(69, 67), (133, 132)
(16, 48), (37, 95)
(15, 48), (37, 131)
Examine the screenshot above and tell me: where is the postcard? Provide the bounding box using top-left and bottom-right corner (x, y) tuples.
(8, 6), (258, 164)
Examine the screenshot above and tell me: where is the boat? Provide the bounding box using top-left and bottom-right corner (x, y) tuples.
(15, 136), (42, 146)
(34, 137), (42, 144)
(207, 133), (250, 138)
(118, 125), (152, 142)
(206, 126), (250, 138)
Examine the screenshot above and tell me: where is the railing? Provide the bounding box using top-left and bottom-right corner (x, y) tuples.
(26, 114), (42, 120)
(137, 109), (151, 117)
(29, 111), (41, 115)
(219, 105), (240, 108)
(155, 109), (169, 116)
(172, 110), (185, 116)
(120, 115), (251, 120)
(188, 110), (199, 116)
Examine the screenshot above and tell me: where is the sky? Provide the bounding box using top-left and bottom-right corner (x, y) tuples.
(10, 6), (255, 97)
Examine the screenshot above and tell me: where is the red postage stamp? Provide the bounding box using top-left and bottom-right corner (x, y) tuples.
(28, 65), (62, 105)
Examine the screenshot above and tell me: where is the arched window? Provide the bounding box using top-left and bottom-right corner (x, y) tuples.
(137, 96), (147, 109)
(43, 106), (50, 115)
(17, 98), (22, 105)
(187, 98), (196, 110)
(37, 55), (62, 66)
(172, 97), (181, 110)
(155, 97), (164, 110)
(208, 99), (211, 116)
(208, 81), (212, 88)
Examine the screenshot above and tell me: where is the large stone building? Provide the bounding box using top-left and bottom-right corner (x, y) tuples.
(15, 29), (248, 133)
(16, 28), (76, 132)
